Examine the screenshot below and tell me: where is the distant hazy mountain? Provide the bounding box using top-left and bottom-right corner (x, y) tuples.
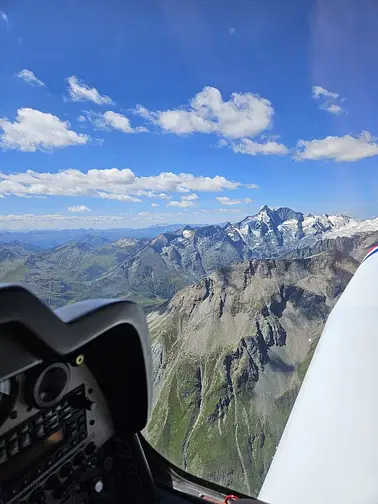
(0, 224), (206, 249)
(145, 250), (358, 495)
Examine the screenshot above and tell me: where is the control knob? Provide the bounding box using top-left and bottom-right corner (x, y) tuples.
(78, 477), (104, 494)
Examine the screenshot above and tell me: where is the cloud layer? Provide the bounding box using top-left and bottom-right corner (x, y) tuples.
(0, 168), (252, 200)
(17, 69), (45, 87)
(67, 76), (113, 105)
(0, 108), (89, 152)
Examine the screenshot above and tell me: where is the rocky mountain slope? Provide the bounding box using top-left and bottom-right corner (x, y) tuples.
(145, 251), (359, 496)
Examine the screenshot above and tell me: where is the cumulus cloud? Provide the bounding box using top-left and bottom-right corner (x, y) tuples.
(0, 108), (89, 152)
(244, 183), (259, 189)
(0, 11), (8, 23)
(0, 168), (243, 200)
(84, 110), (148, 133)
(167, 200), (196, 208)
(216, 196), (252, 206)
(312, 86), (339, 100)
(217, 208), (241, 213)
(181, 193), (198, 201)
(325, 104), (344, 115)
(312, 85), (344, 115)
(231, 137), (288, 156)
(295, 131), (378, 162)
(17, 69), (45, 87)
(167, 192), (200, 207)
(151, 203), (160, 207)
(134, 86), (275, 139)
(68, 205), (91, 212)
(67, 76), (113, 105)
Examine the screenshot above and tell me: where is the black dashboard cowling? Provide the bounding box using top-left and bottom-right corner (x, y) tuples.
(0, 283), (153, 435)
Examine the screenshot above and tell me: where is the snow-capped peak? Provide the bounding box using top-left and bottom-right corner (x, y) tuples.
(222, 206), (378, 255)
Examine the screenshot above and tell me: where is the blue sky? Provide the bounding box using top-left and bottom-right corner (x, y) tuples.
(0, 0), (378, 229)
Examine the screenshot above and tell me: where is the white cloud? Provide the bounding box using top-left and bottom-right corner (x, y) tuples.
(133, 191), (170, 200)
(151, 203), (160, 207)
(326, 104), (344, 115)
(167, 200), (196, 208)
(103, 111), (148, 133)
(68, 205), (91, 213)
(312, 85), (345, 115)
(97, 193), (141, 202)
(0, 108), (89, 152)
(0, 208), (252, 229)
(295, 131), (378, 162)
(17, 69), (45, 87)
(181, 193), (198, 201)
(0, 11), (8, 23)
(231, 137), (288, 156)
(244, 183), (259, 189)
(167, 192), (200, 207)
(67, 76), (113, 105)
(85, 110), (148, 133)
(134, 86), (274, 139)
(0, 213), (126, 230)
(312, 86), (339, 100)
(0, 168), (242, 200)
(229, 27), (235, 35)
(216, 196), (252, 206)
(137, 212), (153, 217)
(217, 208), (241, 213)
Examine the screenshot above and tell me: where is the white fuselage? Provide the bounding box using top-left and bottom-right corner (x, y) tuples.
(259, 248), (378, 504)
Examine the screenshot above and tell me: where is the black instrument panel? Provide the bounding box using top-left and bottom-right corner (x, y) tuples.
(0, 284), (154, 504)
(0, 361), (114, 504)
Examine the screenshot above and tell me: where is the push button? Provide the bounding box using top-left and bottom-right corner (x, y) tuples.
(7, 439), (19, 456)
(20, 433), (31, 449)
(36, 425), (45, 439)
(0, 448), (7, 464)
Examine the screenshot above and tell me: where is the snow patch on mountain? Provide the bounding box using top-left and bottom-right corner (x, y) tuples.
(326, 217), (378, 238)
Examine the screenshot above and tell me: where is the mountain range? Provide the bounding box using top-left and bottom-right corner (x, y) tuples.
(0, 224), (207, 249)
(0, 206), (377, 309)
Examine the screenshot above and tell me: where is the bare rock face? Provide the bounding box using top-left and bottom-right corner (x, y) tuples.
(145, 250), (358, 496)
